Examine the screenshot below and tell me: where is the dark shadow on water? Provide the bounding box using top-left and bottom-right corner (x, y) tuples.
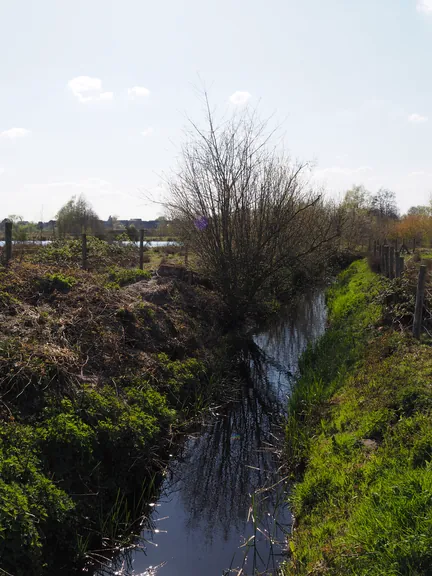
(98, 291), (326, 576)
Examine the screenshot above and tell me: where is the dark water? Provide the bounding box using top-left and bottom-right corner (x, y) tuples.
(104, 292), (327, 576)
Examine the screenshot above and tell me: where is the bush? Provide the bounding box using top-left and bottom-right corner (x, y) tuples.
(34, 237), (140, 270)
(0, 423), (75, 576)
(37, 273), (77, 294)
(106, 267), (151, 289)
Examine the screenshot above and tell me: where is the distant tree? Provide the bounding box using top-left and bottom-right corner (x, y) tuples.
(7, 214), (23, 224)
(7, 215), (38, 242)
(407, 205), (431, 217)
(340, 186), (372, 249)
(342, 185), (371, 212)
(56, 195), (101, 237)
(395, 214), (432, 245)
(111, 215), (124, 230)
(126, 224), (139, 241)
(370, 189), (399, 220)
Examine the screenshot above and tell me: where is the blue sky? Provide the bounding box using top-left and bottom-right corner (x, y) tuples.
(1, 0), (432, 221)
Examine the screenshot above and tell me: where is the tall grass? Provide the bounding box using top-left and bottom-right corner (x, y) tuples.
(285, 260), (383, 470)
(283, 260), (432, 574)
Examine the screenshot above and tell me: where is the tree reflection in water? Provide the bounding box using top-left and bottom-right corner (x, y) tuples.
(115, 291), (326, 576)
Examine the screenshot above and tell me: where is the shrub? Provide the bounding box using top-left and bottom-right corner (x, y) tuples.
(34, 237), (140, 270)
(0, 423), (75, 575)
(106, 267), (151, 289)
(37, 272), (77, 293)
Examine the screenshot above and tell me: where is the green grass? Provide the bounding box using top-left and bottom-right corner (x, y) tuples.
(37, 272), (77, 293)
(105, 266), (151, 288)
(284, 260), (432, 575)
(285, 260), (383, 467)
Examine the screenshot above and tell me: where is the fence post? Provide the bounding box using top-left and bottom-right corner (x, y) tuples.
(379, 244), (384, 272)
(389, 246), (395, 280)
(395, 237), (399, 252)
(413, 265), (427, 339)
(413, 237), (417, 253)
(4, 220), (12, 265)
(395, 251), (401, 278)
(384, 245), (389, 277)
(82, 233), (87, 270)
(139, 229), (145, 270)
(373, 240), (377, 257)
(399, 255), (405, 276)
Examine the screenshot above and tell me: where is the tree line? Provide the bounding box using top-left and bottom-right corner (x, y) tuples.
(3, 97), (428, 324)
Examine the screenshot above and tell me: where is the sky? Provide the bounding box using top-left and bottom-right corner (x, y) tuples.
(1, 0), (432, 221)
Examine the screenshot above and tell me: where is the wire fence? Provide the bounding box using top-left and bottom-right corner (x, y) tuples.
(370, 238), (432, 339)
(0, 223), (149, 271)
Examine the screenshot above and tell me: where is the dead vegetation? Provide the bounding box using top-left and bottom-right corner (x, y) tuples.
(0, 258), (229, 575)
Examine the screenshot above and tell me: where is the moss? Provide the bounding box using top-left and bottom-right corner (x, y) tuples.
(105, 267), (151, 289)
(37, 272), (77, 293)
(284, 260), (432, 575)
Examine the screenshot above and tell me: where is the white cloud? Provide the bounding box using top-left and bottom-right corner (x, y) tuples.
(128, 86), (150, 99)
(408, 113), (428, 123)
(417, 0), (432, 13)
(229, 91), (251, 105)
(68, 76), (114, 103)
(0, 127), (31, 139)
(98, 91), (114, 101)
(141, 127), (154, 137)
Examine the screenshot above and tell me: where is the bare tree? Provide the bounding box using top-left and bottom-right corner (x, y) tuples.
(167, 100), (341, 321)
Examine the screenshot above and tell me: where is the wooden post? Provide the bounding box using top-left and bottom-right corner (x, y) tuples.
(413, 237), (417, 253)
(384, 245), (389, 277)
(82, 233), (87, 270)
(413, 265), (427, 339)
(379, 244), (383, 272)
(395, 238), (399, 252)
(389, 246), (395, 280)
(399, 255), (405, 276)
(373, 240), (377, 257)
(139, 229), (144, 270)
(395, 251), (401, 278)
(4, 220), (12, 265)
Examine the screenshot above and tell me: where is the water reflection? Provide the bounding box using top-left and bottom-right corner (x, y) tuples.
(106, 291), (326, 576)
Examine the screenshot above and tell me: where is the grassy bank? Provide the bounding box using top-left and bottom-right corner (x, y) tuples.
(284, 260), (432, 575)
(0, 242), (228, 575)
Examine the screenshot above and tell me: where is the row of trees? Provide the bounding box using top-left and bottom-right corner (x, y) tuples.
(339, 184), (432, 249)
(3, 199), (157, 242)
